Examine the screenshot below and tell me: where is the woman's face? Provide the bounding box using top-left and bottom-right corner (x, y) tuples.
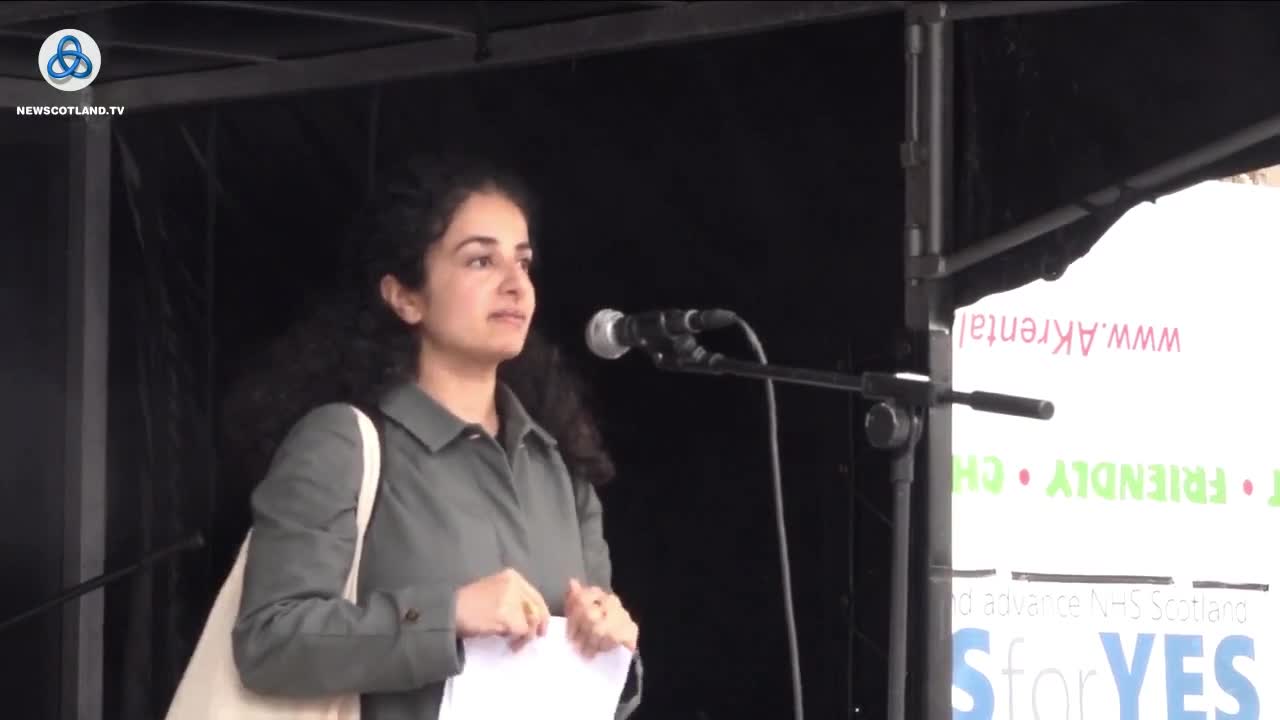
(384, 190), (536, 367)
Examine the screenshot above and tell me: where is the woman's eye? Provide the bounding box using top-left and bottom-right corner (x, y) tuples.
(468, 256), (492, 268)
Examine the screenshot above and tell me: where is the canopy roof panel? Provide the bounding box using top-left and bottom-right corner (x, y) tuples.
(0, 1), (907, 110)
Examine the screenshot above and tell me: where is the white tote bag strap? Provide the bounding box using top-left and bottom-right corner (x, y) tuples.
(164, 404), (383, 720)
(342, 406), (382, 601)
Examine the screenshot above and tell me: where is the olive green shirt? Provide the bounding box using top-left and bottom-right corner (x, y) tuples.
(232, 381), (642, 719)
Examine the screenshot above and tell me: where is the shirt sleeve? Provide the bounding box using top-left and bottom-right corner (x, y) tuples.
(575, 478), (644, 719)
(231, 403), (465, 696)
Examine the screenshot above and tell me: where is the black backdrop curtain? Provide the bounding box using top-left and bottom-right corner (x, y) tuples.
(1, 116), (70, 720)
(102, 14), (904, 720)
(954, 2), (1280, 306)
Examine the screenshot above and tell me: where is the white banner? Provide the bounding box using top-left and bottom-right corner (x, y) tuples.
(951, 180), (1280, 720)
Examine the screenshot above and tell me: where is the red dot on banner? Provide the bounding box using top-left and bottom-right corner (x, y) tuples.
(1019, 469), (1030, 486)
(1244, 480), (1254, 496)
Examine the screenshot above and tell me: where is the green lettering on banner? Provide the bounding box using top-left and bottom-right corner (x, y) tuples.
(1119, 464), (1143, 499)
(953, 454), (978, 492)
(1048, 461), (1228, 503)
(1148, 464), (1167, 501)
(953, 455), (1003, 494)
(983, 456), (1004, 493)
(1183, 466), (1206, 503)
(1208, 468), (1227, 503)
(959, 455), (1230, 503)
(1047, 461), (1072, 497)
(1091, 462), (1116, 499)
(1269, 469), (1280, 507)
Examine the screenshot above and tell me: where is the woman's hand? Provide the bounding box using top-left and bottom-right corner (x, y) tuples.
(564, 578), (639, 659)
(455, 568), (551, 651)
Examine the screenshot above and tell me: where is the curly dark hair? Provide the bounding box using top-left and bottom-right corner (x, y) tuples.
(222, 154), (615, 500)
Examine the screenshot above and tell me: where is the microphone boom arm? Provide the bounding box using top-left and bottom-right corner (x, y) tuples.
(641, 331), (1052, 720)
(648, 333), (1054, 421)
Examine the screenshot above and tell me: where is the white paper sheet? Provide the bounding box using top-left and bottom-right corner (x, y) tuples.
(437, 616), (633, 720)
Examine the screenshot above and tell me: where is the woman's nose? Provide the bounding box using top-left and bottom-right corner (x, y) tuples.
(500, 261), (530, 294)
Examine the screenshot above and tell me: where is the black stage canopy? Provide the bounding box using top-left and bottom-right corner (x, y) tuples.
(4, 2), (1280, 720)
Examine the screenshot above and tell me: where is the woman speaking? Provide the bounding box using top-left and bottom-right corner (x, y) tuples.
(224, 155), (642, 720)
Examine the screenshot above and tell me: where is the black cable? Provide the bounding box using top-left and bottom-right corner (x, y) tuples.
(0, 533), (204, 634)
(732, 317), (804, 720)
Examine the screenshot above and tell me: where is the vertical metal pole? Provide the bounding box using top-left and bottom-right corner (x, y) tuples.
(885, 422), (919, 720)
(902, 4), (954, 720)
(62, 94), (111, 720)
(204, 112), (219, 607)
(367, 86), (381, 195)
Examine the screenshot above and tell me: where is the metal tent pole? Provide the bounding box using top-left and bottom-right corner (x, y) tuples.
(61, 92), (111, 720)
(898, 3), (954, 719)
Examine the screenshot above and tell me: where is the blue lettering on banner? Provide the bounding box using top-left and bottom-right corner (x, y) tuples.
(953, 628), (994, 719)
(1100, 631), (1153, 719)
(1165, 634), (1204, 720)
(1215, 635), (1259, 720)
(951, 630), (1260, 720)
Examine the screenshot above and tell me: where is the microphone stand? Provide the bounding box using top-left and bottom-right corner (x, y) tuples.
(643, 334), (1053, 720)
(0, 532), (205, 635)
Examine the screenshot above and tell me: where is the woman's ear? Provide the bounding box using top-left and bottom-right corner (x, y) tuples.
(379, 274), (424, 325)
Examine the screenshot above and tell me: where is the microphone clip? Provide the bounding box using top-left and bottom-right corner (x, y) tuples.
(642, 333), (723, 376)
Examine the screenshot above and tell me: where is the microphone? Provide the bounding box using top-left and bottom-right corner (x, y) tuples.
(585, 307), (738, 360)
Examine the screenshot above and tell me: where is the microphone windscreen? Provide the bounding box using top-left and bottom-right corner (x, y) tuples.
(584, 308), (628, 360)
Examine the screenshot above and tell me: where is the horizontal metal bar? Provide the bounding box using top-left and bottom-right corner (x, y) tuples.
(97, 1), (903, 112)
(0, 77), (66, 109)
(914, 109), (1280, 279)
(917, 0), (1135, 22)
(0, 28), (278, 63)
(0, 1), (150, 27)
(183, 0), (475, 37)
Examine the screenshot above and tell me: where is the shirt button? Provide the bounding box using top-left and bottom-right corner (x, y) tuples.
(404, 608), (421, 623)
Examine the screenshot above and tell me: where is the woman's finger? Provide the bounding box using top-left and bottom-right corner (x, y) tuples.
(566, 582), (608, 616)
(600, 612), (633, 653)
(585, 605), (622, 657)
(503, 594), (541, 651)
(501, 599), (531, 638)
(565, 596), (591, 645)
(509, 629), (533, 652)
(619, 615), (639, 652)
(573, 606), (600, 656)
(589, 625), (614, 656)
(517, 580), (551, 636)
(519, 576), (550, 618)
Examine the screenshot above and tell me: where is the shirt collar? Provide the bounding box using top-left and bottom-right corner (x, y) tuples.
(378, 381), (557, 453)
(496, 382), (558, 451)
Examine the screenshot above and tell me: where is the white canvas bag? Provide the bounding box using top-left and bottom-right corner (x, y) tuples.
(165, 406), (381, 720)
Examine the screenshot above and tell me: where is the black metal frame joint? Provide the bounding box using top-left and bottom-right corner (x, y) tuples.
(899, 140), (926, 168)
(905, 1), (949, 24)
(905, 254), (945, 280)
(473, 1), (492, 63)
